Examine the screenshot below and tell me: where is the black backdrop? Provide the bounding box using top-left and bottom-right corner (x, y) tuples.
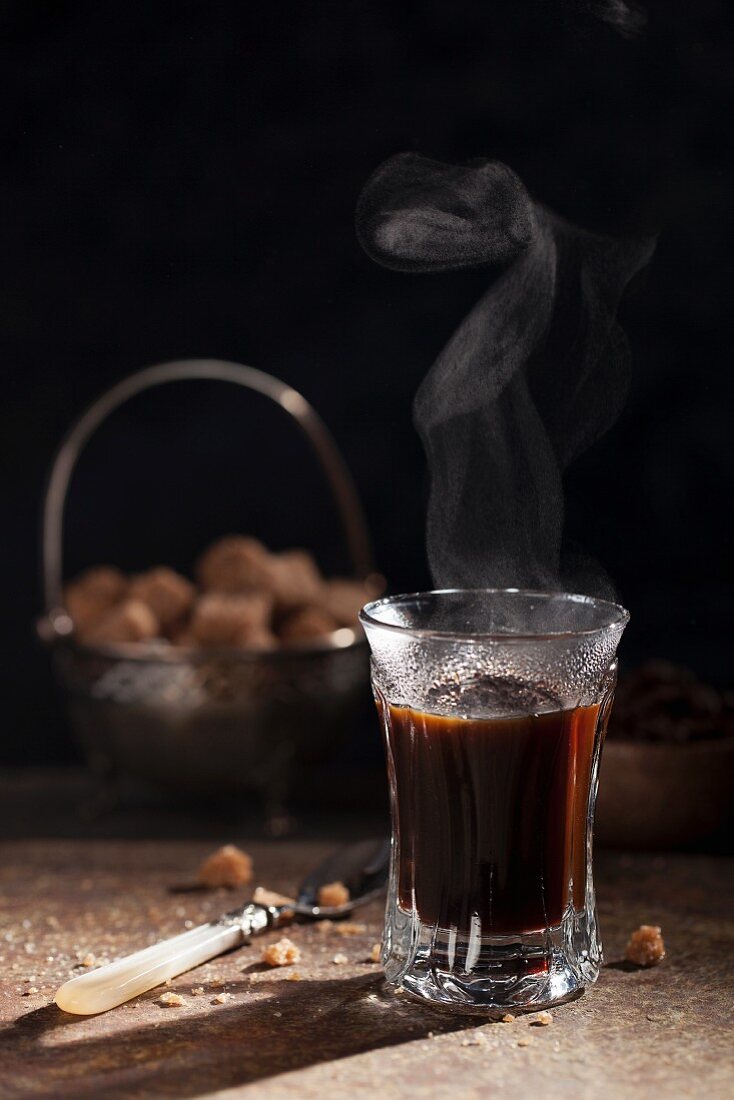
(2, 1), (732, 765)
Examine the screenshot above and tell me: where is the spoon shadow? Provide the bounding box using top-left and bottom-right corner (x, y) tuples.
(2, 974), (475, 1099)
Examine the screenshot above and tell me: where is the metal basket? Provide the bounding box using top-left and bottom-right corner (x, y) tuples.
(38, 360), (376, 813)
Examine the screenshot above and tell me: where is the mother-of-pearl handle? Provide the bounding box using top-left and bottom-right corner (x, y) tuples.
(55, 902), (289, 1015)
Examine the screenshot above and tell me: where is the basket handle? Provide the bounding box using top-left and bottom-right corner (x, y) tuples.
(42, 359), (375, 616)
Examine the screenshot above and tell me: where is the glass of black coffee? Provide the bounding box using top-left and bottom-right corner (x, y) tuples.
(360, 589), (628, 1011)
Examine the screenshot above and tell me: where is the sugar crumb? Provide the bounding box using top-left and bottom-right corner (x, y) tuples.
(625, 925), (666, 967)
(198, 844), (253, 889)
(262, 938), (301, 967)
(317, 881), (350, 908)
(159, 992), (185, 1007)
(252, 886), (296, 908)
(332, 953), (348, 965)
(531, 1011), (553, 1027)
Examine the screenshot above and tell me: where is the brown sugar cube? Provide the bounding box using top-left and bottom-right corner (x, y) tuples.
(268, 550), (323, 611)
(197, 844), (253, 888)
(64, 566), (128, 632)
(318, 578), (378, 627)
(81, 599), (159, 645)
(317, 881), (350, 908)
(189, 592), (272, 647)
(197, 536), (274, 594)
(277, 605), (338, 644)
(128, 567), (195, 630)
(625, 925), (666, 967)
(262, 938), (301, 967)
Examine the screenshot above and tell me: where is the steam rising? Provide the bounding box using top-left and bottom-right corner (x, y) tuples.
(357, 153), (654, 596)
(576, 0), (646, 38)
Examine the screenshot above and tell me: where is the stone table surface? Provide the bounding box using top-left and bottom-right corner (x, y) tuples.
(1, 840), (733, 1100)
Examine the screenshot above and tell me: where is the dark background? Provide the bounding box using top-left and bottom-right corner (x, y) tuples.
(2, 1), (732, 766)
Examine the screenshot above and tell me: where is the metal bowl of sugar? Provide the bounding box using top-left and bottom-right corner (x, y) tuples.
(38, 360), (377, 820)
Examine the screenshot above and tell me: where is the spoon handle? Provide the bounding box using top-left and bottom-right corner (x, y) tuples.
(55, 902), (292, 1015)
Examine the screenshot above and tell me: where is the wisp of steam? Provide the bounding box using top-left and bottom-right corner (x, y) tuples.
(357, 153), (654, 597)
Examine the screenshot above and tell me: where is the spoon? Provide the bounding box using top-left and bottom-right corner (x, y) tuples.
(55, 838), (389, 1015)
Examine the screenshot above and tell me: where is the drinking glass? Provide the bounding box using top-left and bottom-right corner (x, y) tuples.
(360, 589), (628, 1011)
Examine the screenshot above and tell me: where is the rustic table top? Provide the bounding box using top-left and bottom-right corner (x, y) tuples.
(1, 840), (733, 1100)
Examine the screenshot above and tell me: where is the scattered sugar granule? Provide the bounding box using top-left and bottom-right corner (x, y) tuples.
(501, 1013), (516, 1024)
(517, 1036), (533, 1047)
(287, 971), (302, 982)
(81, 953), (96, 968)
(191, 987), (206, 996)
(315, 920), (333, 935)
(332, 953), (348, 965)
(209, 977), (225, 988)
(22, 987), (39, 996)
(213, 992), (233, 1004)
(531, 1011), (553, 1027)
(461, 1035), (483, 1047)
(159, 992), (185, 1007)
(198, 844), (253, 888)
(262, 937), (301, 967)
(625, 925), (666, 967)
(317, 881), (350, 908)
(370, 943), (381, 963)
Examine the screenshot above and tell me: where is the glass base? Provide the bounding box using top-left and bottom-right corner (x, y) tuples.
(382, 903), (602, 1012)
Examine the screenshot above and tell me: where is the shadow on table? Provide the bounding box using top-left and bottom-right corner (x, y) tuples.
(5, 973), (480, 1098)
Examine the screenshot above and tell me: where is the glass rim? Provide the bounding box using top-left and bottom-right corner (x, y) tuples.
(359, 587), (630, 643)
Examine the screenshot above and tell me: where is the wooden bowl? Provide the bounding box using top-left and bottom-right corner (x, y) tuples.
(597, 735), (734, 852)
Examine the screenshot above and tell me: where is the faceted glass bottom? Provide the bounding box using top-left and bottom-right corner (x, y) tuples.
(382, 901), (601, 1012)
